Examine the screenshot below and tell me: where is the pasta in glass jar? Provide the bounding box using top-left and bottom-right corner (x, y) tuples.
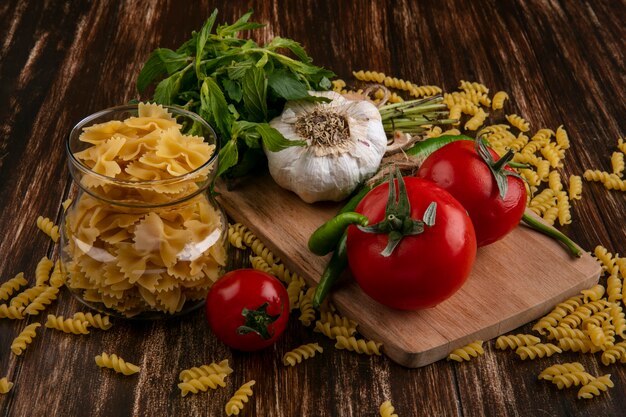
(61, 103), (229, 318)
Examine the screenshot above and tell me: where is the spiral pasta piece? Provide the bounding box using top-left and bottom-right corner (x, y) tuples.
(548, 171), (562, 192)
(491, 91), (508, 110)
(558, 337), (601, 353)
(35, 256), (54, 286)
(10, 286), (47, 310)
(314, 320), (356, 340)
(383, 76), (415, 92)
(495, 334), (541, 350)
(585, 323), (606, 347)
(248, 237), (280, 267)
(179, 359), (232, 382)
(581, 284), (605, 303)
(379, 400), (399, 417)
(249, 255), (273, 275)
(541, 143), (564, 168)
(0, 272), (28, 301)
(335, 335), (382, 356)
(532, 295), (582, 334)
(45, 314), (90, 334)
(298, 287), (315, 326)
(568, 175), (582, 200)
(515, 343), (562, 360)
(464, 109), (488, 131)
(459, 80), (489, 94)
(600, 341), (626, 366)
(606, 267), (622, 304)
(0, 304), (24, 319)
(36, 216), (60, 242)
(505, 114), (530, 132)
(228, 223), (246, 249)
(319, 312), (358, 332)
(49, 261), (66, 288)
(410, 85), (442, 98)
(270, 263), (300, 285)
(542, 206), (559, 225)
(611, 152), (624, 177)
(425, 126), (443, 138)
(447, 341), (484, 362)
(283, 343), (323, 366)
(72, 312), (112, 330)
(538, 362), (585, 380)
(178, 373), (228, 396)
(448, 105), (462, 125)
(61, 198), (73, 211)
(577, 374), (613, 399)
(352, 70), (386, 83)
(555, 125), (570, 149)
(584, 170), (626, 191)
(331, 79), (346, 92)
(610, 305), (626, 338)
(225, 380), (255, 416)
(286, 277), (305, 311)
(11, 322), (41, 355)
(593, 246), (615, 272)
(95, 352), (140, 375)
(23, 286), (59, 315)
(552, 371), (596, 389)
(0, 377), (13, 394)
(546, 326), (586, 340)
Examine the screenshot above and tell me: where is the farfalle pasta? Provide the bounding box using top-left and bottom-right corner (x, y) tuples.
(63, 103), (227, 317)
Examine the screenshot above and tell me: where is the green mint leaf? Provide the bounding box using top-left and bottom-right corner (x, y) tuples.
(227, 61), (254, 80)
(268, 70), (311, 100)
(256, 123), (305, 152)
(200, 77), (233, 139)
(217, 138), (239, 177)
(423, 202), (437, 226)
(153, 72), (182, 105)
(266, 37), (312, 63)
(222, 78), (243, 102)
(196, 9), (218, 79)
(137, 48), (189, 92)
(256, 53), (269, 69)
(242, 66), (267, 122)
(242, 128), (262, 149)
(217, 10), (264, 37)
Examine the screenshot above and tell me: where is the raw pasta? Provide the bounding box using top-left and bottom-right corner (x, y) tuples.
(447, 341), (484, 362)
(95, 352), (140, 375)
(10, 286), (45, 309)
(505, 114), (530, 132)
(379, 400), (399, 417)
(335, 335), (382, 356)
(225, 380), (255, 416)
(0, 377), (13, 394)
(179, 359), (232, 382)
(36, 216), (59, 242)
(298, 287), (316, 326)
(538, 362), (585, 380)
(35, 257), (54, 286)
(600, 341), (626, 366)
(72, 312), (112, 330)
(11, 322), (41, 355)
(491, 91), (508, 110)
(459, 80), (489, 95)
(552, 372), (596, 389)
(568, 175), (582, 200)
(555, 125), (570, 149)
(0, 272), (28, 301)
(581, 284), (606, 303)
(178, 373), (228, 396)
(352, 70), (386, 83)
(515, 343), (562, 360)
(558, 337), (601, 354)
(611, 152), (624, 177)
(577, 374), (613, 399)
(23, 286), (59, 315)
(282, 343), (323, 366)
(314, 320), (356, 340)
(49, 261), (65, 288)
(45, 314), (90, 334)
(495, 334), (540, 350)
(0, 304), (24, 319)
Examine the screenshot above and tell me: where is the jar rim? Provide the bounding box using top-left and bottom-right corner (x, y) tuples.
(66, 103), (220, 187)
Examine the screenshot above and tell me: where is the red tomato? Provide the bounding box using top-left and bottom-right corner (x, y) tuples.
(417, 140), (527, 246)
(347, 177), (476, 310)
(206, 269), (289, 351)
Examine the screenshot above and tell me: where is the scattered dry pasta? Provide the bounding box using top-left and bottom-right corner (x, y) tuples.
(552, 371), (596, 389)
(600, 341), (626, 366)
(538, 362), (585, 380)
(36, 216), (59, 242)
(225, 380), (255, 416)
(568, 175), (582, 200)
(0, 272), (28, 301)
(72, 312), (112, 330)
(447, 341), (484, 362)
(178, 373), (228, 396)
(0, 377), (13, 394)
(379, 400), (399, 417)
(577, 374), (613, 399)
(611, 152), (624, 177)
(23, 286), (59, 315)
(0, 304), (24, 320)
(515, 343), (562, 360)
(282, 343), (323, 366)
(11, 323), (41, 355)
(335, 335), (382, 356)
(45, 314), (90, 334)
(95, 352), (140, 375)
(298, 287), (316, 326)
(505, 114), (530, 132)
(495, 334), (540, 350)
(314, 320), (356, 340)
(491, 91), (508, 110)
(179, 359), (233, 383)
(35, 257), (54, 286)
(352, 70), (386, 83)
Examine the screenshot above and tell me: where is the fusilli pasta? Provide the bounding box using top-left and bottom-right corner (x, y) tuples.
(36, 216), (59, 242)
(45, 314), (90, 334)
(568, 175), (582, 200)
(447, 341), (484, 362)
(10, 322), (41, 355)
(0, 304), (24, 319)
(379, 400), (399, 417)
(95, 352), (140, 375)
(538, 362), (585, 380)
(353, 70), (386, 83)
(491, 91), (508, 110)
(72, 312), (112, 330)
(335, 335), (382, 356)
(0, 272), (28, 301)
(600, 341), (626, 366)
(552, 371), (596, 389)
(577, 374), (613, 399)
(282, 343), (323, 366)
(495, 334), (540, 350)
(178, 374), (228, 396)
(0, 377), (13, 394)
(225, 380), (255, 416)
(506, 114), (530, 132)
(515, 343), (562, 360)
(611, 152), (624, 177)
(179, 359), (233, 382)
(23, 286), (59, 315)
(35, 257), (54, 286)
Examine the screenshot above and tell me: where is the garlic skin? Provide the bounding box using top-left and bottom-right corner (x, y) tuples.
(266, 91), (386, 203)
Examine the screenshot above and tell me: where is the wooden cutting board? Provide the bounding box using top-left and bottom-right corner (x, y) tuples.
(216, 173), (601, 368)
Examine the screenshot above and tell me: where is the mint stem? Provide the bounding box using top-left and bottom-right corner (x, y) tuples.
(521, 213), (582, 257)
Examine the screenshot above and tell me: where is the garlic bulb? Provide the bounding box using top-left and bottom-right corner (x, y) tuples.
(266, 91), (387, 203)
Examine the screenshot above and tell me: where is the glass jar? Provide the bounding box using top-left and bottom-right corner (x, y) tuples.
(61, 104), (229, 319)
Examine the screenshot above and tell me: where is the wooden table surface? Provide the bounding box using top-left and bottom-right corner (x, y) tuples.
(1, 1), (625, 416)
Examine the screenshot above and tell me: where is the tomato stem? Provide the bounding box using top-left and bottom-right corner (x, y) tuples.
(521, 213), (582, 257)
(237, 302), (282, 340)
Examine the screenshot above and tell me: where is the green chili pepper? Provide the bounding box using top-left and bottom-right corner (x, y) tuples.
(308, 212), (368, 256)
(521, 213), (582, 257)
(312, 232), (348, 309)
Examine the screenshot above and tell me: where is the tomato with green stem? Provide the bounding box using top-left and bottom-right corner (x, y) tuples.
(205, 269), (289, 351)
(417, 137), (527, 246)
(347, 171), (477, 310)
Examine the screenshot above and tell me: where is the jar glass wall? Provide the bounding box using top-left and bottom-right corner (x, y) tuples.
(61, 104), (229, 318)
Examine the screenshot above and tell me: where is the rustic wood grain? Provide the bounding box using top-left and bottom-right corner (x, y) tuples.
(0, 0), (624, 416)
